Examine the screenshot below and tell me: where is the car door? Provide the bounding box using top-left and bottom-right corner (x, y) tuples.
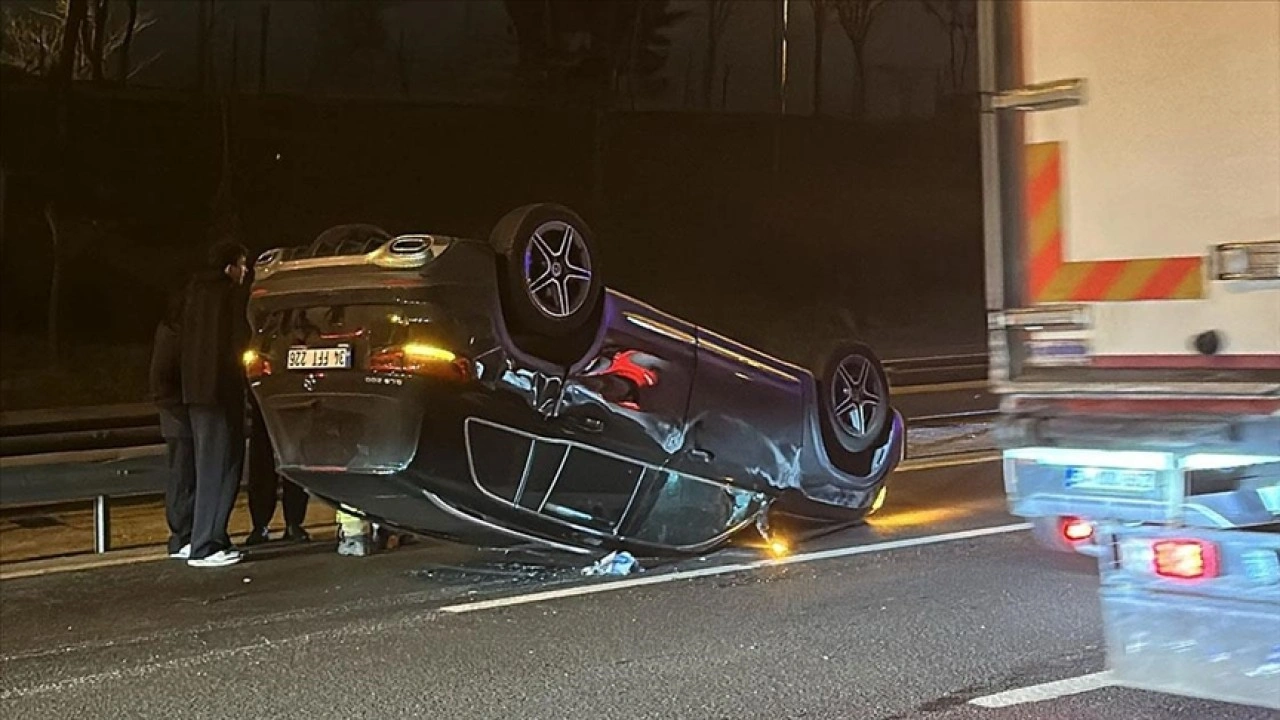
(669, 328), (809, 495)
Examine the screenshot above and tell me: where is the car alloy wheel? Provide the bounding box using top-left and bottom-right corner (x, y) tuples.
(522, 220), (594, 320)
(829, 353), (882, 440)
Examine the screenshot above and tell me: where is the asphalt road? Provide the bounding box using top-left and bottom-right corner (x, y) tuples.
(2, 455), (1271, 719)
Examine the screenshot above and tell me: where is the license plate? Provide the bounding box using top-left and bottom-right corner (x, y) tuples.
(287, 345), (352, 371)
(1064, 466), (1159, 493)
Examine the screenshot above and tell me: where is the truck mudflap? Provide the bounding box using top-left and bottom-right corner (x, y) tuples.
(1098, 523), (1280, 710)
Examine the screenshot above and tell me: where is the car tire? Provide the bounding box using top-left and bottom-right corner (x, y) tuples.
(814, 340), (891, 460)
(489, 203), (604, 341)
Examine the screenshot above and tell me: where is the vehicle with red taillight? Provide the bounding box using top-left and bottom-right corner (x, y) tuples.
(245, 204), (903, 557)
(977, 0), (1280, 707)
(979, 0), (1279, 709)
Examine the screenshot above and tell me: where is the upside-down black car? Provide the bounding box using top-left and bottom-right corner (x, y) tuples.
(245, 204), (904, 556)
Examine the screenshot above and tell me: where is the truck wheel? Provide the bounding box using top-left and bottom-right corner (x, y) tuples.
(489, 204), (604, 340)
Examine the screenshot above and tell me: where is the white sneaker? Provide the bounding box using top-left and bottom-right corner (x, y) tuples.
(169, 544), (191, 560)
(187, 549), (244, 568)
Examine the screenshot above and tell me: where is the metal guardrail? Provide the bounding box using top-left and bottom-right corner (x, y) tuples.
(882, 352), (990, 386)
(0, 352), (990, 557)
(1, 446), (166, 554)
(0, 403), (247, 555)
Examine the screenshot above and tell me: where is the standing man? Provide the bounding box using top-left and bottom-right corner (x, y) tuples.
(181, 238), (251, 568)
(150, 288), (196, 560)
(244, 394), (311, 545)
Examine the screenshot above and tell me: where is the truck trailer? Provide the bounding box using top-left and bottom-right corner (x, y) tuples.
(978, 0), (1280, 709)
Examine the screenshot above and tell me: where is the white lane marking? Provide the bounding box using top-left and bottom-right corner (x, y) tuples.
(968, 671), (1117, 708)
(440, 522), (1032, 615)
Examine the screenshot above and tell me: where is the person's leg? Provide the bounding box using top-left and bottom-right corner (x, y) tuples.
(281, 477), (310, 541)
(244, 408), (276, 544)
(164, 435), (196, 556)
(188, 405), (232, 560)
(211, 402), (246, 552)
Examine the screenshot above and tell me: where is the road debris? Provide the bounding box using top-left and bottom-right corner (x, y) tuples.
(581, 551), (641, 576)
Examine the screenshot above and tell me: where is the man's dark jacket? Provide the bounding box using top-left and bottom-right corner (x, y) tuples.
(180, 269), (250, 409)
(149, 317), (192, 438)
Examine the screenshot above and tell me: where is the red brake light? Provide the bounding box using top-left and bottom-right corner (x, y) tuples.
(1152, 539), (1219, 580)
(1062, 517), (1094, 542)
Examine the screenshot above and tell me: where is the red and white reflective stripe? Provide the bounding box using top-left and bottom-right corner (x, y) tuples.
(1023, 143), (1206, 303)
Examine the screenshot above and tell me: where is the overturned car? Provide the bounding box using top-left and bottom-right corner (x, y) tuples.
(245, 204), (904, 556)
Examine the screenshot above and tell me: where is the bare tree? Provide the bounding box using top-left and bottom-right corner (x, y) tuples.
(921, 0), (975, 93)
(808, 0), (832, 115)
(0, 8), (60, 76)
(2, 0), (157, 356)
(195, 0), (215, 93)
(117, 0), (138, 83)
(504, 0), (688, 109)
(834, 0), (887, 119)
(209, 96), (241, 243)
(504, 0), (688, 218)
(702, 0), (734, 110)
(229, 11), (240, 91)
(257, 1), (270, 93)
(45, 0), (87, 360)
(1, 0), (156, 82)
(396, 27), (410, 98)
(87, 0), (107, 81)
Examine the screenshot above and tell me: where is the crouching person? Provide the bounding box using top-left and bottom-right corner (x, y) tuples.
(336, 509), (372, 557)
(335, 509), (410, 556)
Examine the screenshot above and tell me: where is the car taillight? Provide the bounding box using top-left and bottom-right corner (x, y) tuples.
(1062, 516), (1094, 542)
(369, 343), (471, 381)
(243, 350), (272, 380)
(1152, 539), (1219, 580)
